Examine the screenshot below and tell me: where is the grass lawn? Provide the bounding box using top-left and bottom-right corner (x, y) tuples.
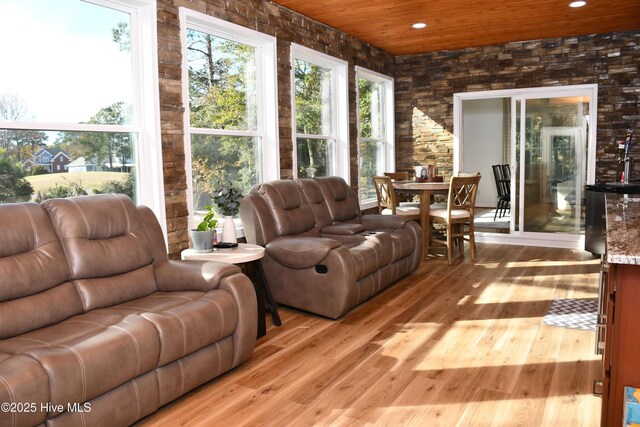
(26, 172), (127, 195)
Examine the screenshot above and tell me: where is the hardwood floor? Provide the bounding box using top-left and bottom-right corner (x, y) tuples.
(138, 243), (601, 426)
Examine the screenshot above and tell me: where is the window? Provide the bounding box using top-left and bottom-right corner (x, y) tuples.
(356, 67), (395, 208)
(181, 9), (278, 225)
(0, 0), (164, 227)
(291, 44), (348, 180)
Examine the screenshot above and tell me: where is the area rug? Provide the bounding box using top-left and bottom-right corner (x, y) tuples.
(542, 298), (597, 331)
(473, 208), (509, 230)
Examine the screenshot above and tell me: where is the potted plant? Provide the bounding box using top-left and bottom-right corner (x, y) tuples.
(190, 205), (218, 253)
(212, 180), (244, 243)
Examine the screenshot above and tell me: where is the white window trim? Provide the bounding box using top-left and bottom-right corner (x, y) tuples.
(355, 66), (395, 210)
(180, 8), (279, 232)
(290, 44), (349, 182)
(0, 0), (166, 239)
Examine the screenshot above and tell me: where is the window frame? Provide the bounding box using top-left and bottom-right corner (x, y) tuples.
(180, 8), (279, 230)
(290, 43), (349, 181)
(355, 66), (395, 210)
(0, 0), (166, 234)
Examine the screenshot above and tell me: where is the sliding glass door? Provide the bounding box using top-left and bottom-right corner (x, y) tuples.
(455, 84), (597, 248)
(517, 96), (590, 236)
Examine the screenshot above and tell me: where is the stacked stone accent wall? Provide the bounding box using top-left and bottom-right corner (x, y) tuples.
(157, 0), (394, 257)
(395, 31), (640, 183)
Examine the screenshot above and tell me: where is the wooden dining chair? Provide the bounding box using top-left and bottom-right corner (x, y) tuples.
(373, 176), (421, 219)
(384, 171), (411, 181)
(429, 173), (481, 265)
(492, 164), (510, 220)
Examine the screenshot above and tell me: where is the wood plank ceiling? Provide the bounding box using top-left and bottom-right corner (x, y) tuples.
(270, 0), (640, 55)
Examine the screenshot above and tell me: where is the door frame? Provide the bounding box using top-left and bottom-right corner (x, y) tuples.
(453, 84), (598, 249)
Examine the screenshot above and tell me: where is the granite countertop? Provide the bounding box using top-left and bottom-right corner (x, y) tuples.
(606, 194), (640, 265)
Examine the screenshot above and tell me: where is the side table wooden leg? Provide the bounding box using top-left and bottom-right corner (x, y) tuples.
(256, 261), (282, 326)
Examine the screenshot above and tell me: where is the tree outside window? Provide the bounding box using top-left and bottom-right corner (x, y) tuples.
(186, 29), (260, 215)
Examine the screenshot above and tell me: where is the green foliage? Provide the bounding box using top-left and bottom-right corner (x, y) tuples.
(35, 177), (87, 202)
(196, 205), (218, 231)
(357, 77), (380, 201)
(94, 172), (135, 199)
(212, 180), (243, 217)
(55, 102), (133, 171)
(0, 158), (33, 202)
(112, 21), (131, 53)
(186, 29), (259, 209)
(30, 165), (50, 176)
(294, 59), (331, 177)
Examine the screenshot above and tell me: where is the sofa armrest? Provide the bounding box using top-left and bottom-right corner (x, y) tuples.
(154, 260), (241, 292)
(266, 237), (342, 269)
(320, 223), (366, 235)
(361, 214), (410, 230)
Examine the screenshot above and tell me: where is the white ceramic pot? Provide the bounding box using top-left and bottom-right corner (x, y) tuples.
(222, 216), (237, 243)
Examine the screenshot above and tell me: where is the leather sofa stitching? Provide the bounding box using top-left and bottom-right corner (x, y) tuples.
(12, 337), (50, 346)
(200, 297), (225, 336)
(111, 325), (141, 376)
(68, 198), (91, 240)
(131, 378), (141, 421)
(177, 359), (185, 395)
(20, 204), (38, 249)
(215, 342), (222, 376)
(58, 344), (87, 402)
(165, 311), (187, 357)
(0, 375), (16, 427)
(115, 196), (131, 234)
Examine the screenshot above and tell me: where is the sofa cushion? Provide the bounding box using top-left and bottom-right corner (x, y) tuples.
(43, 195), (154, 280)
(94, 290), (239, 367)
(348, 232), (393, 280)
(314, 176), (361, 223)
(43, 195), (158, 310)
(295, 178), (333, 228)
(0, 203), (80, 339)
(254, 181), (316, 236)
(0, 312), (160, 412)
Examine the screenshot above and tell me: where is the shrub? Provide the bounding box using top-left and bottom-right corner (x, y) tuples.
(0, 158), (34, 202)
(94, 172), (135, 200)
(31, 165), (50, 176)
(35, 178), (88, 202)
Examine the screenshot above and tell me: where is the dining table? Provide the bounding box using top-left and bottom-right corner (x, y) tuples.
(392, 180), (450, 260)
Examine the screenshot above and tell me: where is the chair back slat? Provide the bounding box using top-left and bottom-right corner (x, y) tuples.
(384, 171), (411, 181)
(448, 174), (480, 214)
(373, 176), (397, 214)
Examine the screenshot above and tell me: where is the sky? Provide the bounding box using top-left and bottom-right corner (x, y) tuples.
(0, 0), (133, 125)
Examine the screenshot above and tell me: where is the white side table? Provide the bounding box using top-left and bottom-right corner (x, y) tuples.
(181, 243), (281, 338)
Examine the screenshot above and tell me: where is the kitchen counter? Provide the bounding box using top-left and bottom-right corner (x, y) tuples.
(605, 194), (640, 265)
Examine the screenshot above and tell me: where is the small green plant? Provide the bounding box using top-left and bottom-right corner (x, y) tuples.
(196, 205), (218, 231)
(212, 180), (243, 217)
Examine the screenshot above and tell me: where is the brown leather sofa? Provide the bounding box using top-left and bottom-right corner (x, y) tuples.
(240, 176), (422, 319)
(0, 195), (257, 427)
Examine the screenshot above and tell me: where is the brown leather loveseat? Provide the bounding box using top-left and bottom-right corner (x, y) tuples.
(240, 176), (422, 319)
(0, 194), (257, 427)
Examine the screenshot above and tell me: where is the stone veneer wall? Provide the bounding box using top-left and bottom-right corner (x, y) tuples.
(157, 0), (394, 257)
(394, 31), (640, 182)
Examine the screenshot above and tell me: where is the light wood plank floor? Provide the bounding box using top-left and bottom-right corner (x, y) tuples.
(139, 243), (601, 426)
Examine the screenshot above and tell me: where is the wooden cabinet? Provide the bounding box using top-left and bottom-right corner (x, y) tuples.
(600, 262), (640, 427)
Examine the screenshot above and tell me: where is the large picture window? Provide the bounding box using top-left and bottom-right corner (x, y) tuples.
(356, 66), (395, 208)
(291, 44), (348, 181)
(0, 0), (164, 224)
(181, 10), (278, 224)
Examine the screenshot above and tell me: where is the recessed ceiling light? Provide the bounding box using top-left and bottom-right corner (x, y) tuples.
(569, 1), (586, 7)
(412, 22), (427, 29)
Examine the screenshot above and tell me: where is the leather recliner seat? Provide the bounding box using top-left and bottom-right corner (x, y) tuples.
(240, 176), (422, 319)
(0, 195), (257, 427)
